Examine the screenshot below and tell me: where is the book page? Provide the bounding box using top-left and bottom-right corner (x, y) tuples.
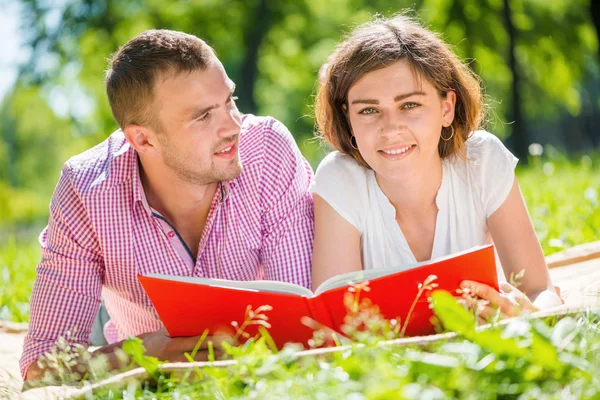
(314, 264), (417, 295)
(314, 244), (489, 295)
(143, 273), (314, 297)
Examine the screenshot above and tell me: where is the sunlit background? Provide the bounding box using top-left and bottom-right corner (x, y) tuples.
(0, 0), (598, 249)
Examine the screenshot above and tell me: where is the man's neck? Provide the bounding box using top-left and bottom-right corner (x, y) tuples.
(139, 159), (218, 238)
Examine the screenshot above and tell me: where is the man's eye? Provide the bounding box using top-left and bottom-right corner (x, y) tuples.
(403, 102), (419, 110)
(358, 108), (377, 115)
(198, 112), (211, 122)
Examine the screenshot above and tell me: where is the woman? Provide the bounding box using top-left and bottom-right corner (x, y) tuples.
(311, 14), (561, 318)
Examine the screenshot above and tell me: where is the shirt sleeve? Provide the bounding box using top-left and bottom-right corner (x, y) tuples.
(310, 151), (367, 231)
(259, 119), (314, 289)
(468, 131), (519, 219)
(20, 165), (104, 379)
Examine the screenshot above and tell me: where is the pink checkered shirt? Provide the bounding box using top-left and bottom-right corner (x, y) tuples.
(20, 115), (314, 378)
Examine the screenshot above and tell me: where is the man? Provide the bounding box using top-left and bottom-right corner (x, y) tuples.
(21, 29), (314, 381)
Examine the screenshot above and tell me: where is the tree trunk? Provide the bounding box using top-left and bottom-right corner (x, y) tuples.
(237, 0), (273, 115)
(503, 0), (528, 163)
(591, 0), (600, 61)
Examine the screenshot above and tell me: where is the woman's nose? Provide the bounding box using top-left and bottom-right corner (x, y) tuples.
(379, 110), (405, 138)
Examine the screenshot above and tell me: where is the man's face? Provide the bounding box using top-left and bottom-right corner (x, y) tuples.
(151, 59), (242, 186)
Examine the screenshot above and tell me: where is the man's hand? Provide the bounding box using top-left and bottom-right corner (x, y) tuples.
(24, 328), (233, 384)
(460, 280), (538, 322)
(132, 328), (232, 363)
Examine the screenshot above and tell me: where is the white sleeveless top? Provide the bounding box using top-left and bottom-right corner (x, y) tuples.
(310, 130), (518, 271)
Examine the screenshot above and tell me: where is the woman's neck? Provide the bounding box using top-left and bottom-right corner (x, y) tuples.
(376, 157), (444, 219)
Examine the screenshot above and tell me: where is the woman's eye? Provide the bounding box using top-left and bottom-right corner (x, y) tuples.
(358, 108), (377, 115)
(402, 102), (419, 110)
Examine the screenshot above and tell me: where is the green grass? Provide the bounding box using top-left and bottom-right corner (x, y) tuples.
(62, 292), (600, 399)
(518, 152), (600, 255)
(0, 236), (39, 323)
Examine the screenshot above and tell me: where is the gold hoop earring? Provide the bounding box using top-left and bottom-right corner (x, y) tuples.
(441, 125), (454, 141)
(350, 135), (358, 150)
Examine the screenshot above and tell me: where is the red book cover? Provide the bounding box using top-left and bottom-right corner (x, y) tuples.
(138, 244), (498, 347)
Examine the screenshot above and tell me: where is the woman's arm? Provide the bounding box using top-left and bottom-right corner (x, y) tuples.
(463, 178), (562, 314)
(311, 194), (363, 291)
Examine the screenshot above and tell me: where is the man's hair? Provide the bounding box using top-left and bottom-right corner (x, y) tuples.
(105, 29), (216, 131)
(315, 14), (485, 167)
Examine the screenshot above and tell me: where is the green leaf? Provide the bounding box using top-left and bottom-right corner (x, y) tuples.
(430, 290), (476, 334)
(122, 336), (161, 378)
(431, 291), (528, 359)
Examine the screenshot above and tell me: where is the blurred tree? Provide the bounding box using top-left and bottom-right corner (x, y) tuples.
(592, 0), (600, 60)
(503, 0), (527, 162)
(0, 98), (17, 187)
(1, 0), (598, 218)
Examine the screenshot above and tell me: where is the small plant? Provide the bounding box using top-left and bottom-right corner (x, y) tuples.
(231, 304), (273, 341)
(509, 269), (526, 289)
(401, 274), (439, 336)
(121, 336), (162, 379)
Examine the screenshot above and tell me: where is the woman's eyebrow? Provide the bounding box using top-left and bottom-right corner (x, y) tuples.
(350, 91), (426, 105)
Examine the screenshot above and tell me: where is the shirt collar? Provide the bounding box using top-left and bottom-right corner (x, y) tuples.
(131, 150), (153, 217)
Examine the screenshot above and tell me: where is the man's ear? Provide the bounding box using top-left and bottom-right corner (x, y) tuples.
(123, 124), (157, 154)
(441, 90), (456, 126)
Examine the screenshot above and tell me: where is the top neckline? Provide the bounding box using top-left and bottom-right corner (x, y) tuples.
(371, 160), (449, 263)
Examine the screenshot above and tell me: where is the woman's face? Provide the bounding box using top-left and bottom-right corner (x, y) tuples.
(346, 59), (455, 184)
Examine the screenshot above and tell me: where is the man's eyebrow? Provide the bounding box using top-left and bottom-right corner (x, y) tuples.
(350, 91), (426, 105)
(189, 82), (237, 121)
(189, 104), (217, 121)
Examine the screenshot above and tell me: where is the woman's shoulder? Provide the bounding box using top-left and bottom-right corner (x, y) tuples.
(314, 150), (372, 190)
(450, 130), (519, 218)
(464, 130), (513, 161)
(311, 151), (371, 230)
(316, 151), (367, 173)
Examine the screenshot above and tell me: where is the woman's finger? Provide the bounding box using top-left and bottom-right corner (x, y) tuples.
(499, 282), (537, 312)
(499, 282), (515, 293)
(461, 281), (518, 316)
(477, 304), (500, 323)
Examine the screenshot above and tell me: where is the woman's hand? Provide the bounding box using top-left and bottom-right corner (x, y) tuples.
(460, 280), (538, 321)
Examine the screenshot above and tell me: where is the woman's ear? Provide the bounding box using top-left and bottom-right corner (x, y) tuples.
(441, 90), (456, 126)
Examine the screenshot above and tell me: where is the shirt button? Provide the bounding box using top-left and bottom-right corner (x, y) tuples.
(168, 231), (175, 238)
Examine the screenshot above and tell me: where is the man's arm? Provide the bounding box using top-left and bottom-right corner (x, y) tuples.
(26, 328), (232, 384)
(259, 119), (314, 289)
(22, 165), (104, 381)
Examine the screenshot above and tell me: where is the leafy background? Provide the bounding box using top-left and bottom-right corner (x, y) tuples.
(1, 0), (599, 229)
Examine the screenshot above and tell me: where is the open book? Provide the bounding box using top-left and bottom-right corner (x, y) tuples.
(138, 244), (498, 347)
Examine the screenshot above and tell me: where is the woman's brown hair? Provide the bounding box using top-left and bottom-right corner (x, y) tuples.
(315, 14), (485, 168)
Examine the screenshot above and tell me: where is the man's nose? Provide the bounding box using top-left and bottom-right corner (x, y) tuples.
(219, 107), (241, 138)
